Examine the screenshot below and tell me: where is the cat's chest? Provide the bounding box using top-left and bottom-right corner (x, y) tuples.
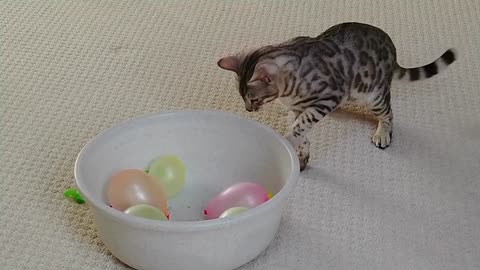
(277, 94), (315, 109)
(277, 94), (318, 111)
(277, 97), (294, 109)
(347, 91), (377, 106)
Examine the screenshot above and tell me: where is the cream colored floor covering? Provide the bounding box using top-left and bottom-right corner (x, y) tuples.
(1, 1), (479, 269)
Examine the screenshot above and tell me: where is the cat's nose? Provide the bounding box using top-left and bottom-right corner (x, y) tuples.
(246, 105), (260, 112)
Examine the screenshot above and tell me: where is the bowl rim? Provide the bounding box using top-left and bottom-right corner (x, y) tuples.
(74, 109), (300, 232)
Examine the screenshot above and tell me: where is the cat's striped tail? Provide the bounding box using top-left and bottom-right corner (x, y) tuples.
(394, 48), (457, 82)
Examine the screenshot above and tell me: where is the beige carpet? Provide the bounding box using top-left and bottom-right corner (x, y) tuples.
(1, 1), (479, 269)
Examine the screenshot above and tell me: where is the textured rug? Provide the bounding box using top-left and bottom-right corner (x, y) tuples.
(1, 1), (479, 269)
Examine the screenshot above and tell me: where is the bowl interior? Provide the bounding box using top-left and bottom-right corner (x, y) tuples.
(75, 111), (296, 221)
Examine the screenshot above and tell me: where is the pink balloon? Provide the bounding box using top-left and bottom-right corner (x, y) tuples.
(204, 182), (269, 219)
(106, 169), (168, 215)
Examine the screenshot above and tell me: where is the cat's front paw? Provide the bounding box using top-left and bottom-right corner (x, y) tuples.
(371, 129), (392, 149)
(287, 135), (310, 171)
(298, 152), (309, 171)
(299, 137), (310, 171)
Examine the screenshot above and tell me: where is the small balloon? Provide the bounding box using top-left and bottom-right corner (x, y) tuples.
(124, 204), (168, 221)
(147, 155), (186, 198)
(204, 182), (269, 219)
(219, 207), (248, 218)
(106, 169), (168, 215)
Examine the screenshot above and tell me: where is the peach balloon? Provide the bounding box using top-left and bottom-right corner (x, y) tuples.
(106, 169), (168, 215)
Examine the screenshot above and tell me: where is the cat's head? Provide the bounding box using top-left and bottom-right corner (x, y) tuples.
(217, 53), (281, 112)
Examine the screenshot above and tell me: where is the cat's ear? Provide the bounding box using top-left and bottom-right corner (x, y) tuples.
(250, 63), (279, 84)
(217, 56), (240, 74)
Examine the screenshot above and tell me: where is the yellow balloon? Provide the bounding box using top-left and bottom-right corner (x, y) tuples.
(148, 155), (186, 198)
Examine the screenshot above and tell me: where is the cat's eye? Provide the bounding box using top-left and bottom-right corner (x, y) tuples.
(250, 98), (259, 103)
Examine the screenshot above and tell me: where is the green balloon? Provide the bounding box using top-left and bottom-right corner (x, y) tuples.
(124, 204), (168, 221)
(147, 155), (186, 198)
(63, 188), (85, 204)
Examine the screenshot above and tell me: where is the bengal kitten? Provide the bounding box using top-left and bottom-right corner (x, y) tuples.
(217, 22), (457, 171)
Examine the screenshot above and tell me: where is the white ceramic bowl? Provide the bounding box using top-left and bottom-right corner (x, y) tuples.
(74, 110), (299, 270)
